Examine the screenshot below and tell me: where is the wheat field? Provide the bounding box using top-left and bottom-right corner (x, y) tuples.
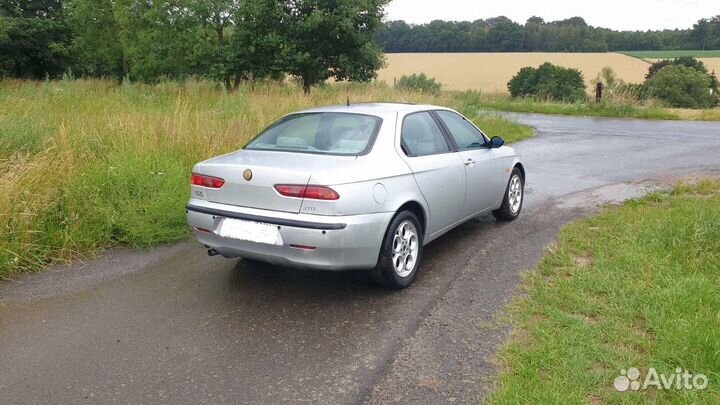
(698, 59), (720, 75)
(378, 53), (653, 93)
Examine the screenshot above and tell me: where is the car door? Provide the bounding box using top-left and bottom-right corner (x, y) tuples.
(433, 110), (505, 217)
(399, 111), (466, 236)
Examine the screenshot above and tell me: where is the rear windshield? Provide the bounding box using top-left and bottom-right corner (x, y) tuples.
(245, 112), (382, 156)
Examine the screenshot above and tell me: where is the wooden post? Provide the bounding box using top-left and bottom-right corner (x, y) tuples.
(596, 82), (604, 103)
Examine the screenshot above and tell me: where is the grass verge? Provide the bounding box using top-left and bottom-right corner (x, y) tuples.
(0, 79), (533, 278)
(480, 98), (681, 120)
(453, 91), (720, 121)
(454, 91), (683, 121)
(472, 113), (535, 144)
(490, 180), (720, 404)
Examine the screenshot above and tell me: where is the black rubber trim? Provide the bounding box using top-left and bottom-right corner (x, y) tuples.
(186, 204), (347, 230)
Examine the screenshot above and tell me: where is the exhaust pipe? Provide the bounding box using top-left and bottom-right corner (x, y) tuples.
(207, 249), (220, 257)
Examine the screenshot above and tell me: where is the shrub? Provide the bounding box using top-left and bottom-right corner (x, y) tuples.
(508, 62), (586, 102)
(592, 67), (646, 102)
(646, 57), (708, 80)
(592, 66), (623, 90)
(645, 65), (718, 109)
(396, 73), (442, 95)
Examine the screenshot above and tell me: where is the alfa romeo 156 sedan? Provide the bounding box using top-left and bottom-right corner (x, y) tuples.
(186, 103), (525, 288)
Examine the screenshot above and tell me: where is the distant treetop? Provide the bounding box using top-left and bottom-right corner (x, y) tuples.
(374, 16), (720, 53)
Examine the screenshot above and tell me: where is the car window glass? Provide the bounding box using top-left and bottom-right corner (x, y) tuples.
(401, 112), (451, 157)
(245, 113), (381, 155)
(436, 110), (486, 150)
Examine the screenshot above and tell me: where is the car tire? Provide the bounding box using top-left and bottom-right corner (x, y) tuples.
(370, 211), (424, 289)
(493, 167), (524, 221)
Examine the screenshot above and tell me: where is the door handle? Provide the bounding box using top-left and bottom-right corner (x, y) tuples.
(465, 159), (475, 166)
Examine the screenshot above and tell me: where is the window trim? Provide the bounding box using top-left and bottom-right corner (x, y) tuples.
(243, 112), (383, 157)
(431, 110), (490, 151)
(400, 110), (455, 158)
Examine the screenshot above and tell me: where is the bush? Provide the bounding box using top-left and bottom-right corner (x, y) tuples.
(645, 65), (718, 109)
(646, 56), (708, 80)
(396, 73), (442, 95)
(592, 67), (646, 102)
(508, 62), (586, 102)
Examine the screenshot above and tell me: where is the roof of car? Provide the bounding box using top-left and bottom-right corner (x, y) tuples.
(299, 102), (452, 116)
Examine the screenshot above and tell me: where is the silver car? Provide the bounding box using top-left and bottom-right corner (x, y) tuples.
(186, 103), (525, 288)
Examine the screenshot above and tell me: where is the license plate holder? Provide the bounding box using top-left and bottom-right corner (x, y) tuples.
(216, 218), (283, 245)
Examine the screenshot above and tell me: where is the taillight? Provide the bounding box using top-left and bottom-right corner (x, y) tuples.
(191, 173), (225, 189)
(274, 185), (306, 198)
(274, 184), (340, 200)
(303, 186), (340, 200)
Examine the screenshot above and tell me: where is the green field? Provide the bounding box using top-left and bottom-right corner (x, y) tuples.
(0, 79), (533, 279)
(622, 50), (720, 59)
(490, 180), (720, 404)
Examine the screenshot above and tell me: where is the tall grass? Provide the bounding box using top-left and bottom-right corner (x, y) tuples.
(0, 79), (532, 278)
(455, 91), (684, 120)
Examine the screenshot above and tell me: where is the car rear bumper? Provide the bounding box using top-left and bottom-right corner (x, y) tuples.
(186, 199), (393, 271)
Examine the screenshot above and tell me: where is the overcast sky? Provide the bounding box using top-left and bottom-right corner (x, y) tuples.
(385, 0), (719, 31)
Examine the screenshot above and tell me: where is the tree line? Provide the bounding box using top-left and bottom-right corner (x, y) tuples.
(0, 0), (388, 92)
(375, 16), (720, 53)
(3, 1), (720, 88)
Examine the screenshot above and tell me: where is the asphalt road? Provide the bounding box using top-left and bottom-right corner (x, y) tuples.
(2, 114), (719, 405)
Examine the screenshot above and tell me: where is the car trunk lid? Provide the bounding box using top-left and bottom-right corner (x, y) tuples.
(194, 150), (353, 214)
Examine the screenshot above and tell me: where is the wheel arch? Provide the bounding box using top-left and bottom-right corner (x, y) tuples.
(514, 162), (526, 181)
(396, 200), (427, 237)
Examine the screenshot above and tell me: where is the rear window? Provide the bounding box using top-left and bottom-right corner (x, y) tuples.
(245, 112), (382, 156)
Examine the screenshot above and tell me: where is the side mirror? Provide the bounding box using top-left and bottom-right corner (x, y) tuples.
(490, 136), (505, 148)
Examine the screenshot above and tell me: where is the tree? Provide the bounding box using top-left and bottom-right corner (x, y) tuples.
(113, 0), (209, 82)
(592, 66), (623, 89)
(524, 16), (544, 51)
(282, 0), (388, 94)
(0, 0), (72, 79)
(486, 16), (524, 51)
(192, 0), (240, 46)
(710, 16), (720, 49)
(645, 65), (716, 108)
(187, 0), (241, 88)
(692, 18), (712, 50)
(0, 15), (9, 41)
(222, 0), (286, 88)
(374, 19), (414, 52)
(66, 0), (124, 78)
(646, 56), (708, 80)
(508, 62), (586, 102)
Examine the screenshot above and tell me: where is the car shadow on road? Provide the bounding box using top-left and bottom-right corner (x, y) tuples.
(228, 258), (382, 294)
(218, 214), (502, 305)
